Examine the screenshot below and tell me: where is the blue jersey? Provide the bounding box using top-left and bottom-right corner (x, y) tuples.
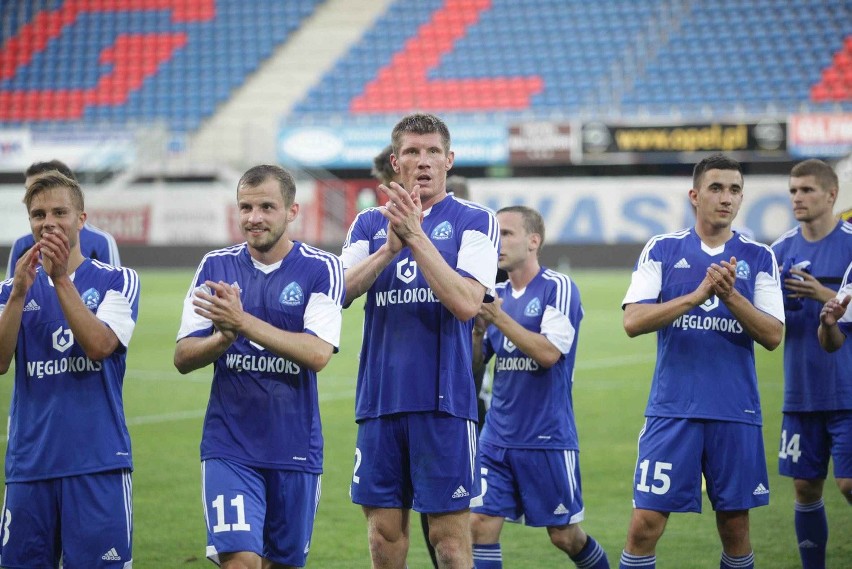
(0, 259), (139, 482)
(837, 263), (852, 339)
(479, 268), (583, 449)
(6, 224), (120, 277)
(622, 228), (784, 425)
(340, 195), (499, 421)
(772, 221), (852, 411)
(177, 243), (344, 473)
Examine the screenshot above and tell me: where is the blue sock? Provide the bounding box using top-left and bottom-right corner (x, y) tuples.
(619, 551), (655, 568)
(720, 551), (754, 569)
(570, 535), (609, 568)
(473, 543), (502, 569)
(795, 499), (827, 569)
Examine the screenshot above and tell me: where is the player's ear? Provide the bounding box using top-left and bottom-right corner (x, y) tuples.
(287, 203), (299, 222)
(688, 187), (699, 207)
(529, 233), (541, 252)
(829, 186), (838, 206)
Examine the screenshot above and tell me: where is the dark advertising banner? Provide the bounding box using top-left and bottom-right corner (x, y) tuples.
(508, 121), (573, 165)
(581, 120), (787, 163)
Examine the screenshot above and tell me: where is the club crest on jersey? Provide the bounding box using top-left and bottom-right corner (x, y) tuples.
(279, 282), (304, 306)
(396, 258), (418, 284)
(431, 221), (453, 240)
(81, 288), (100, 310)
(699, 296), (720, 312)
(736, 260), (751, 280)
(503, 337), (517, 353)
(524, 298), (542, 317)
(52, 326), (74, 352)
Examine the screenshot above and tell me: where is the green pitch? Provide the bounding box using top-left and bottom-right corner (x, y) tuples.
(1, 268), (850, 567)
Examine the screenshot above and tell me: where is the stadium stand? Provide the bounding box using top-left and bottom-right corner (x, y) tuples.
(292, 0), (851, 120)
(621, 0), (852, 116)
(0, 0), (321, 131)
(0, 0), (849, 136)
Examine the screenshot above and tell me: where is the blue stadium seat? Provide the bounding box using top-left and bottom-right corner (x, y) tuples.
(0, 0), (322, 131)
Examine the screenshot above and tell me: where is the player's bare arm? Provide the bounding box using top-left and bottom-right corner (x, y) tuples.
(472, 315), (487, 371)
(195, 280), (333, 372)
(818, 294), (850, 352)
(342, 183), (408, 305)
(0, 247), (41, 373)
(479, 297), (561, 368)
(381, 181), (485, 320)
(783, 268), (837, 303)
(42, 230), (121, 361)
(712, 257), (783, 350)
(623, 274), (714, 337)
(174, 332), (235, 374)
(343, 241), (400, 306)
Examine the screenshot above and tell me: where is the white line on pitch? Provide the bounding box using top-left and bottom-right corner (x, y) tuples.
(126, 389), (356, 426)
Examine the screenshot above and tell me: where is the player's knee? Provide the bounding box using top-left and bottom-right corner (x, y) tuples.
(219, 553), (259, 569)
(626, 511), (667, 552)
(793, 478), (824, 504)
(469, 513), (491, 542)
(836, 478), (852, 503)
(433, 534), (468, 565)
(368, 528), (408, 565)
(547, 524), (586, 556)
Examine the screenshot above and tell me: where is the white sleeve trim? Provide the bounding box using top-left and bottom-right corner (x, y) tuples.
(541, 305), (575, 354)
(304, 292), (342, 348)
(754, 270), (785, 323)
(622, 260), (662, 306)
(97, 289), (136, 347)
(176, 283), (212, 340)
(458, 229), (498, 297)
(339, 240), (369, 270)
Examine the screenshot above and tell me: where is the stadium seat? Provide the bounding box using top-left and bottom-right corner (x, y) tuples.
(0, 0), (322, 132)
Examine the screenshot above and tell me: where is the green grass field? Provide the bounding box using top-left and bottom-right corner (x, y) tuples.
(1, 268), (851, 567)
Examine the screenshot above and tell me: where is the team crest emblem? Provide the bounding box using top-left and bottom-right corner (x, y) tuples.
(279, 282), (304, 306)
(52, 326), (74, 352)
(524, 298), (542, 317)
(396, 258), (418, 284)
(699, 296), (720, 312)
(502, 337), (517, 353)
(736, 260), (751, 280)
(431, 221), (453, 240)
(81, 288), (100, 310)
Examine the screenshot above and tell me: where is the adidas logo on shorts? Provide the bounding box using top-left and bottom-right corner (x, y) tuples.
(553, 503), (570, 515)
(101, 548), (121, 561)
(752, 483), (769, 496)
(452, 485), (469, 499)
(674, 258), (691, 269)
(23, 299), (40, 312)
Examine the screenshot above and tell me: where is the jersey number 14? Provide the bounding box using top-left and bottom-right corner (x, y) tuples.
(778, 430), (802, 463)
